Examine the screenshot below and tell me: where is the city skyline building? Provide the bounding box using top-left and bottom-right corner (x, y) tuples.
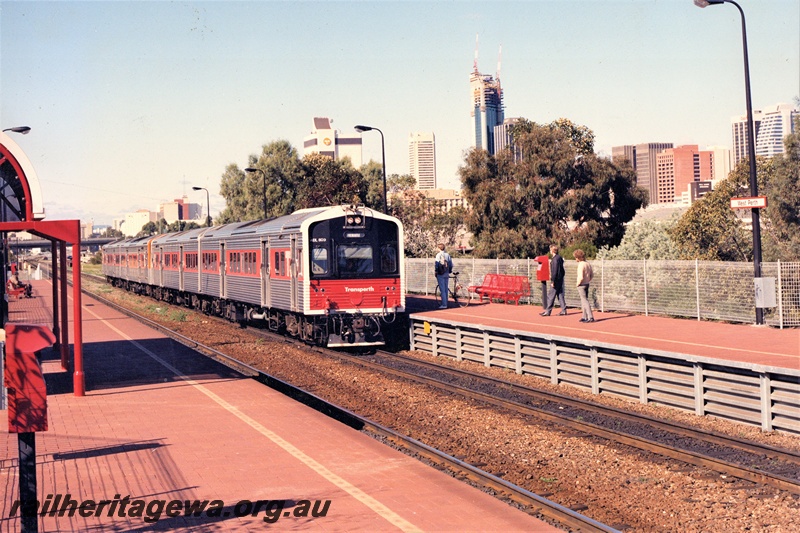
(705, 145), (732, 188)
(493, 117), (522, 160)
(470, 56), (504, 155)
(303, 117), (363, 167)
(655, 145), (713, 204)
(633, 142), (673, 204)
(408, 132), (437, 190)
(754, 103), (799, 159)
(731, 102), (799, 167)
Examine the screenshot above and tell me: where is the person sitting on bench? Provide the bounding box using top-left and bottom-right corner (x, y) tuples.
(8, 272), (33, 298)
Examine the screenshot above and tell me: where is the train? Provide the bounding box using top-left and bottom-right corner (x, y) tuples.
(102, 204), (405, 348)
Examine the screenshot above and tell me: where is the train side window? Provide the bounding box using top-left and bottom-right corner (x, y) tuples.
(380, 243), (398, 274)
(273, 250), (286, 277)
(337, 245), (373, 274)
(311, 246), (328, 275)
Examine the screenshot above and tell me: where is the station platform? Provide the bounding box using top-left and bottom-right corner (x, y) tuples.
(407, 296), (799, 372)
(2, 280), (558, 531)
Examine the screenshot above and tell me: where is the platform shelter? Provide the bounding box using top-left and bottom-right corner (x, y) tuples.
(1, 130), (84, 396)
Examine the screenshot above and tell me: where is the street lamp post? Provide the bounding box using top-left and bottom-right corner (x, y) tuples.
(694, 0), (764, 325)
(354, 125), (388, 213)
(245, 167), (267, 219)
(192, 186), (211, 227)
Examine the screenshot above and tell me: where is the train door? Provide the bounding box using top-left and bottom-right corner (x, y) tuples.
(220, 242), (226, 299)
(152, 244), (161, 287)
(179, 245), (185, 292)
(261, 240), (269, 308)
(290, 235), (298, 311)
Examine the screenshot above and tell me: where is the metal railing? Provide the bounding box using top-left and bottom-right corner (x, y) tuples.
(406, 258), (800, 328)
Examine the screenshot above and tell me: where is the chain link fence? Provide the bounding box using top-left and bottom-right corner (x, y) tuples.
(406, 257), (800, 328)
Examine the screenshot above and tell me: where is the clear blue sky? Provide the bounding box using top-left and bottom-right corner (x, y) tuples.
(2, 0), (798, 226)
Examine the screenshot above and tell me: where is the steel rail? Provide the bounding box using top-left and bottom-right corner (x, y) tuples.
(79, 282), (618, 533)
(384, 351), (800, 465)
(345, 351), (800, 495)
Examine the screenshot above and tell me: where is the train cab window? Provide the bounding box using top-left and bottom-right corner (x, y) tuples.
(311, 246), (328, 275)
(380, 243), (398, 274)
(337, 245), (373, 275)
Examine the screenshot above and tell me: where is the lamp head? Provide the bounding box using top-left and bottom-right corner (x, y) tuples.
(354, 125), (373, 133)
(694, 0), (725, 7)
(192, 186), (203, 191)
(2, 126), (31, 135)
(244, 167), (259, 173)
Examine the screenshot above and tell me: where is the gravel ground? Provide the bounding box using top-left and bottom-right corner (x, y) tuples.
(90, 282), (800, 532)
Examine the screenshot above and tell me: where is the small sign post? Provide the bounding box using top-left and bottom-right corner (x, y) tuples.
(730, 196), (767, 209)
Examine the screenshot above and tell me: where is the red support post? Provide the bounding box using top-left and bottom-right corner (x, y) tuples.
(72, 242), (84, 396)
(59, 242), (69, 372)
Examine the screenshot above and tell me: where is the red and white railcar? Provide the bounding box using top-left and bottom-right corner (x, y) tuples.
(103, 205), (404, 347)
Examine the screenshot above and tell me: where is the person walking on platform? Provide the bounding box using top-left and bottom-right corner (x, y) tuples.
(540, 244), (566, 316)
(573, 249), (595, 323)
(434, 243), (453, 309)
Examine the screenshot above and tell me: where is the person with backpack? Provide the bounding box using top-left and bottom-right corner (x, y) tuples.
(574, 249), (595, 323)
(434, 243), (453, 309)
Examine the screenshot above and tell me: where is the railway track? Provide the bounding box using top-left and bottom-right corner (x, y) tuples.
(81, 274), (800, 498)
(354, 351), (800, 495)
(79, 278), (619, 533)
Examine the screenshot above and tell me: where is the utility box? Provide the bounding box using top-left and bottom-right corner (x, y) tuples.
(534, 255), (550, 282)
(4, 323), (56, 433)
(754, 277), (777, 308)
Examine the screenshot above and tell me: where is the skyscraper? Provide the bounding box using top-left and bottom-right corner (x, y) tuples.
(754, 103), (799, 159)
(635, 143), (673, 204)
(493, 117), (521, 160)
(470, 65), (504, 155)
(731, 103), (799, 167)
(408, 132), (436, 190)
(731, 109), (762, 169)
(655, 145), (713, 204)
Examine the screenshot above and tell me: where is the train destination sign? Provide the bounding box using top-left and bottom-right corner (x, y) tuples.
(730, 196), (767, 209)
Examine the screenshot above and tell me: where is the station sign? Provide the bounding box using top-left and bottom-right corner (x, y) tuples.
(730, 196), (767, 209)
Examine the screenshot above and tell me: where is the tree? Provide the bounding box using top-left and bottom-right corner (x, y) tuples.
(360, 160), (390, 211)
(460, 118), (647, 258)
(762, 116), (800, 261)
(137, 221), (158, 237)
(598, 219), (681, 260)
(101, 227), (123, 239)
(217, 163), (251, 224)
(668, 158), (773, 261)
(386, 174), (468, 257)
(296, 153), (366, 209)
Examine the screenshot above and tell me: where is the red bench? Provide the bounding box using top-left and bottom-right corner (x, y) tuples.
(469, 274), (530, 305)
(469, 273), (501, 303)
(7, 282), (31, 299)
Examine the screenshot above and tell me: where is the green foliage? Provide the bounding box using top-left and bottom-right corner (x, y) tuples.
(389, 178), (468, 257)
(668, 158), (771, 261)
(562, 241), (598, 261)
(297, 153), (366, 209)
(100, 227), (123, 238)
(762, 117), (800, 261)
(599, 219), (681, 260)
(460, 118), (646, 258)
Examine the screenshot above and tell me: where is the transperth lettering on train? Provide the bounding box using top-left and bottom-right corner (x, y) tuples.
(345, 286), (375, 292)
